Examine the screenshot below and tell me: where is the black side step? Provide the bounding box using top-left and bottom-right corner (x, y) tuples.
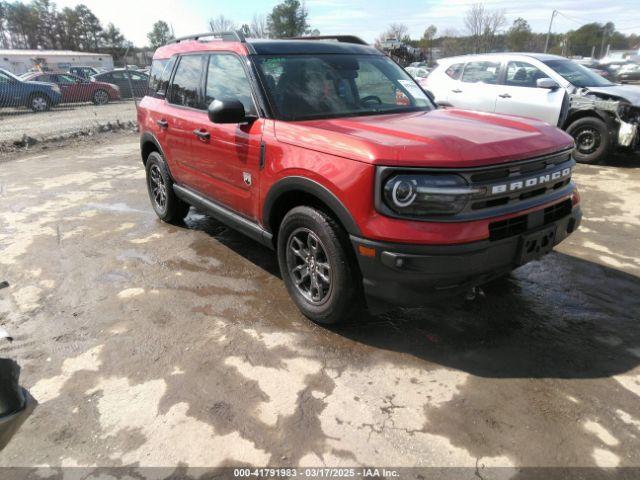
(173, 184), (274, 249)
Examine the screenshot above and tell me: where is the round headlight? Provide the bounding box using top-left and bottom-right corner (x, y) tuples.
(391, 179), (417, 207)
(382, 173), (472, 216)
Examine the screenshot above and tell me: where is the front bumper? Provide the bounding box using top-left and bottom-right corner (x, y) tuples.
(351, 205), (582, 307)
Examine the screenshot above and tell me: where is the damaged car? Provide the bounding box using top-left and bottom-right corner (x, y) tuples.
(425, 53), (640, 163)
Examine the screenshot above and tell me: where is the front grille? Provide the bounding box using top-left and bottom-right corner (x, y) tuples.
(489, 199), (573, 241)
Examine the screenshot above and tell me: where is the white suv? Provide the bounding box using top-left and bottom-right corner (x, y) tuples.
(426, 53), (640, 164)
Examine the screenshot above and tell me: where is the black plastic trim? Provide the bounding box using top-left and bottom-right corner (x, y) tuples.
(350, 205), (582, 307)
(140, 132), (166, 163)
(262, 176), (361, 236)
(173, 184), (274, 249)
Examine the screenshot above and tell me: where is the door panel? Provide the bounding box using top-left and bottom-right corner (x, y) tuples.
(190, 53), (262, 219)
(448, 61), (502, 113)
(495, 61), (565, 125)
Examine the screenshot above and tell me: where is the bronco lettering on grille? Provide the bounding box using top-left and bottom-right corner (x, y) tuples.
(490, 167), (572, 195)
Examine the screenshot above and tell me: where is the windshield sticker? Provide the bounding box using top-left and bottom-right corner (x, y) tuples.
(398, 79), (428, 100)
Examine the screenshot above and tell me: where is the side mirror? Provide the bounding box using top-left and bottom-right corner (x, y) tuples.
(208, 98), (247, 124)
(537, 77), (559, 90)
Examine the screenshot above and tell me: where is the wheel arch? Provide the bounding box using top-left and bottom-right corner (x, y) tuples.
(263, 176), (362, 245)
(140, 132), (165, 166)
(562, 109), (615, 131)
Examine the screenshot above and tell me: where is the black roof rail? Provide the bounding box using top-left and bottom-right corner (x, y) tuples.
(289, 35), (368, 45)
(168, 30), (246, 45)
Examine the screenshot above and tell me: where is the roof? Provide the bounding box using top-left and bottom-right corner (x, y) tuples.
(154, 38), (380, 59)
(438, 52), (566, 64)
(248, 39), (379, 55)
(0, 49), (109, 57)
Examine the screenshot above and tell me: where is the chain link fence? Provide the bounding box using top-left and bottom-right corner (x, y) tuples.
(0, 64), (143, 154)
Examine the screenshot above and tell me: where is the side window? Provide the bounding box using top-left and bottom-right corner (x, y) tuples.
(130, 72), (146, 80)
(111, 72), (124, 80)
(58, 75), (76, 84)
(169, 55), (205, 108)
(461, 61), (500, 84)
(445, 63), (464, 80)
(148, 59), (168, 96)
(205, 54), (255, 115)
(0, 71), (12, 83)
(505, 61), (546, 88)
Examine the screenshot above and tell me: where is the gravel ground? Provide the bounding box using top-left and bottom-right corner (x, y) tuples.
(0, 102), (137, 146)
(0, 134), (639, 477)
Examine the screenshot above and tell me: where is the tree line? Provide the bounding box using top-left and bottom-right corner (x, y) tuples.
(0, 0), (129, 59)
(378, 3), (639, 62)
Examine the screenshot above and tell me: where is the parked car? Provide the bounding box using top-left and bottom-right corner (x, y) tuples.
(68, 66), (101, 79)
(92, 69), (149, 98)
(0, 67), (62, 111)
(617, 64), (640, 83)
(138, 34), (582, 324)
(426, 53), (640, 163)
(21, 72), (120, 105)
(409, 61), (429, 69)
(405, 66), (430, 88)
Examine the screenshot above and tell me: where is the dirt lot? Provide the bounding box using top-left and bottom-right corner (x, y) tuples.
(0, 133), (639, 475)
(0, 102), (136, 146)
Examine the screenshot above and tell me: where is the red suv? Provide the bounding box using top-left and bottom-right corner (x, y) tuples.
(138, 33), (582, 324)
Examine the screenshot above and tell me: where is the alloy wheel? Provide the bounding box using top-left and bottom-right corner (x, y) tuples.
(31, 96), (47, 111)
(286, 227), (333, 305)
(149, 164), (167, 211)
(94, 90), (109, 105)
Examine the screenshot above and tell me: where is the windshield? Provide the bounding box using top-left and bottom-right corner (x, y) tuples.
(254, 54), (434, 121)
(543, 59), (614, 88)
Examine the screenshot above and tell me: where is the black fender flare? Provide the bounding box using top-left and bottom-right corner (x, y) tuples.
(262, 176), (362, 236)
(140, 132), (166, 164)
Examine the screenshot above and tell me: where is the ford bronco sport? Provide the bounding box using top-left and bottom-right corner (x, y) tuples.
(138, 32), (582, 324)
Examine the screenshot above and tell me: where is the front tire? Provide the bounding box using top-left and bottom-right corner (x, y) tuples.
(277, 206), (362, 325)
(29, 93), (51, 112)
(145, 152), (190, 224)
(567, 116), (611, 164)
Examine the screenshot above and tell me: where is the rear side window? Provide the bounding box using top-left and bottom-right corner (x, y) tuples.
(148, 56), (176, 97)
(445, 63), (464, 80)
(168, 55), (205, 108)
(204, 54), (255, 114)
(461, 61), (500, 84)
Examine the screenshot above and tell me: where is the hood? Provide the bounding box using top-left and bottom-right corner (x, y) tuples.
(274, 109), (574, 168)
(584, 85), (640, 106)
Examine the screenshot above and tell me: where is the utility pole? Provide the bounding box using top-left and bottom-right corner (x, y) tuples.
(544, 9), (558, 53)
(599, 27), (608, 59)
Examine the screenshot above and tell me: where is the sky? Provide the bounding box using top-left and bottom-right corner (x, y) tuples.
(53, 0), (640, 47)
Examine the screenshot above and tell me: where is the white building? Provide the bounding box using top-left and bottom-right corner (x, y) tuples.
(0, 49), (114, 75)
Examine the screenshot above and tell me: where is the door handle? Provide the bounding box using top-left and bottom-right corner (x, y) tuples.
(193, 129), (210, 141)
(451, 89), (462, 93)
(156, 119), (168, 128)
(498, 93), (512, 98)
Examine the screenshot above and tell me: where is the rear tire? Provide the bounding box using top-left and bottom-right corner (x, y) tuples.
(277, 206), (362, 325)
(29, 93), (51, 112)
(566, 116), (611, 164)
(92, 89), (109, 105)
(145, 151), (190, 224)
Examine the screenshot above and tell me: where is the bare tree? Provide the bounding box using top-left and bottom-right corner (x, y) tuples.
(387, 23), (409, 42)
(209, 15), (237, 34)
(483, 9), (506, 52)
(464, 3), (505, 53)
(464, 3), (485, 53)
(250, 14), (269, 38)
